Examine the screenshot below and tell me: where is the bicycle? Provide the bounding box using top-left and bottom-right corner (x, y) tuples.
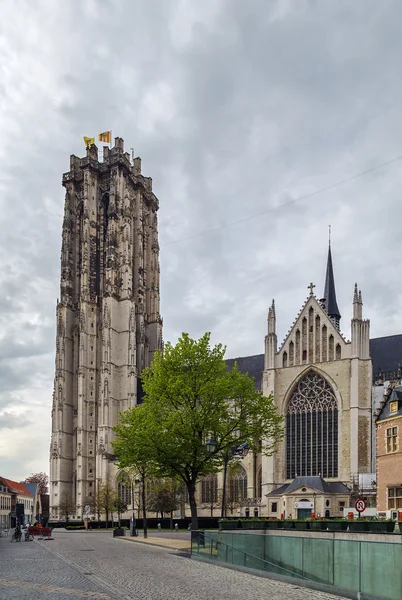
(10, 529), (22, 542)
(25, 530), (34, 542)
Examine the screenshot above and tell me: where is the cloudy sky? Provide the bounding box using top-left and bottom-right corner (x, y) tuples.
(1, 0), (402, 481)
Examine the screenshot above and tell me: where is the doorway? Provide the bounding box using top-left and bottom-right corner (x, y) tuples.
(297, 508), (312, 519)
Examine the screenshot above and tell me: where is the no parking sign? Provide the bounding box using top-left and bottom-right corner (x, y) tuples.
(355, 498), (367, 513)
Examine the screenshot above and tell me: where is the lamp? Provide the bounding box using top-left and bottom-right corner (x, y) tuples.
(206, 438), (217, 454)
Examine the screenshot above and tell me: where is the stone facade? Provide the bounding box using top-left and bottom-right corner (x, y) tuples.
(262, 280), (372, 498)
(49, 138), (162, 521)
(266, 478), (350, 520)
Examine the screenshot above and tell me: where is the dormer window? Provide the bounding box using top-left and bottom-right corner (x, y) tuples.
(390, 401), (398, 414)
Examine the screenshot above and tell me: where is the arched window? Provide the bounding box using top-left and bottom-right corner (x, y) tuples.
(228, 464), (247, 503)
(201, 474), (218, 504)
(117, 473), (131, 506)
(286, 371), (338, 479)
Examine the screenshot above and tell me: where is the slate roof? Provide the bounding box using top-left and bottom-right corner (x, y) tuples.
(323, 246), (341, 320)
(226, 334), (402, 388)
(267, 476), (350, 496)
(370, 335), (402, 376)
(376, 387), (402, 422)
(23, 482), (39, 498)
(226, 354), (265, 391)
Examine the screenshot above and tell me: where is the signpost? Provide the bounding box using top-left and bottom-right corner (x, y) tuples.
(355, 498), (367, 517)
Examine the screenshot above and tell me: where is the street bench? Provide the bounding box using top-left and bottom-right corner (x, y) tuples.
(27, 527), (52, 539)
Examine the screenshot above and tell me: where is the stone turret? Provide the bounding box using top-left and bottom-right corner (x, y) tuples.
(265, 299), (277, 370)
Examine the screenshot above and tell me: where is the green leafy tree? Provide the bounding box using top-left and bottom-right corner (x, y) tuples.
(112, 416), (156, 538)
(113, 332), (283, 530)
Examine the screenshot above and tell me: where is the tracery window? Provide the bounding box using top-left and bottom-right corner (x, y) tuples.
(117, 473), (131, 506)
(201, 474), (218, 504)
(228, 464), (248, 503)
(286, 371), (338, 479)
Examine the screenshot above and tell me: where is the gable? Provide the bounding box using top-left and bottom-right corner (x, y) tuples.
(277, 295), (349, 368)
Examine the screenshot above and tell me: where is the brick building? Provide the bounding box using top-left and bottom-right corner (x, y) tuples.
(0, 478), (33, 526)
(375, 386), (402, 516)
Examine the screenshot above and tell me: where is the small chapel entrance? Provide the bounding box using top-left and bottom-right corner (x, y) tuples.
(297, 507), (312, 519)
(296, 498), (312, 519)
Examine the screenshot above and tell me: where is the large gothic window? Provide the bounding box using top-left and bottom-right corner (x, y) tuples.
(286, 371), (338, 479)
(228, 464), (248, 503)
(117, 473), (131, 506)
(201, 474), (218, 504)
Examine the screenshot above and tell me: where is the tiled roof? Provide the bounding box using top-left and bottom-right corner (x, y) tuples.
(0, 477), (33, 497)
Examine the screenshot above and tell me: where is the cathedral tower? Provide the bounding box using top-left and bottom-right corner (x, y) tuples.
(49, 138), (162, 520)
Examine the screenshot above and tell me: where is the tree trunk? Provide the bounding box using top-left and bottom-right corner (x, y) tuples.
(221, 449), (229, 518)
(187, 481), (198, 530)
(170, 512), (173, 530)
(141, 475), (147, 538)
(106, 511), (109, 528)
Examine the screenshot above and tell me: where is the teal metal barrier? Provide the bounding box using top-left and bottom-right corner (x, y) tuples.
(191, 530), (402, 600)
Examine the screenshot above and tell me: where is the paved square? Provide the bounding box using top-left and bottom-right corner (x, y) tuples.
(0, 530), (350, 599)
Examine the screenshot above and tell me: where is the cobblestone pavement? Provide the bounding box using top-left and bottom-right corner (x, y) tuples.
(0, 529), (350, 600)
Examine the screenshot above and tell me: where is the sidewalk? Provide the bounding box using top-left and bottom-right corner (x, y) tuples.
(118, 534), (191, 552)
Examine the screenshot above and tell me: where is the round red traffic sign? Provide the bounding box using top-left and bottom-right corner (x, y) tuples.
(355, 498), (367, 513)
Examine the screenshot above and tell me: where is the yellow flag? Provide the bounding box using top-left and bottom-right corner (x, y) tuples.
(98, 131), (111, 143)
(83, 136), (95, 147)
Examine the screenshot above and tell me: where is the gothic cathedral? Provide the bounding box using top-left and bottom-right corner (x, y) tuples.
(49, 138), (162, 520)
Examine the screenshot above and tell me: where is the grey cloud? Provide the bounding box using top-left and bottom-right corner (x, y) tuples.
(0, 412), (32, 430)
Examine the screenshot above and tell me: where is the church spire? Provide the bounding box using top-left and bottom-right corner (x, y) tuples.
(323, 232), (341, 330)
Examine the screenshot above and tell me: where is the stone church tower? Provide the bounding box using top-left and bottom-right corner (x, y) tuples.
(49, 138), (162, 520)
(261, 244), (372, 495)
